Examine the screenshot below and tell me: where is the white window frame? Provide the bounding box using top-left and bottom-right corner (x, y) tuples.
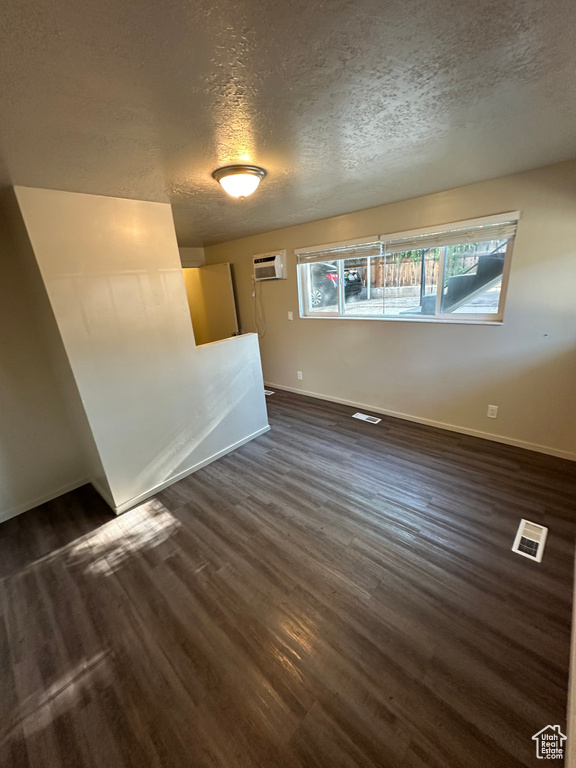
(296, 212), (519, 324)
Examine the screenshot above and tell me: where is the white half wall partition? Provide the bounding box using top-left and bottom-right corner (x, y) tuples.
(14, 186), (269, 514)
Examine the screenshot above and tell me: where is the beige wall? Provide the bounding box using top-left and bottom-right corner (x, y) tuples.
(206, 160), (576, 460)
(0, 210), (88, 522)
(183, 265), (239, 345)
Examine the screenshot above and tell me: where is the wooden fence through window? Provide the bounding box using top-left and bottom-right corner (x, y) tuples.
(345, 255), (478, 288)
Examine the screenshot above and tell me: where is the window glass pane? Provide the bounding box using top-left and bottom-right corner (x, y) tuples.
(343, 257), (384, 315)
(305, 261), (339, 313)
(383, 248), (441, 316)
(297, 220), (514, 322)
(440, 240), (506, 314)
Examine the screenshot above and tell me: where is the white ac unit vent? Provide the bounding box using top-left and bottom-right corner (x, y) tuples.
(352, 412), (381, 424)
(512, 519), (548, 563)
(253, 250), (286, 281)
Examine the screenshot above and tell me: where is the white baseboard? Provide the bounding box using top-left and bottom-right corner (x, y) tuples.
(100, 424), (271, 516)
(265, 382), (576, 462)
(0, 477), (90, 525)
(566, 553), (576, 768)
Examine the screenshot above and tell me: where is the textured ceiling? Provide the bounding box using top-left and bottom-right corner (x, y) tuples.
(1, 0), (575, 245)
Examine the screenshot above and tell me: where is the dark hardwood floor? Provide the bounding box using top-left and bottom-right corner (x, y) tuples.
(1, 389), (575, 767)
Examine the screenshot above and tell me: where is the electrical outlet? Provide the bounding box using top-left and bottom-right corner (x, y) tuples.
(487, 404), (499, 418)
(297, 371), (303, 380)
(288, 311), (293, 321)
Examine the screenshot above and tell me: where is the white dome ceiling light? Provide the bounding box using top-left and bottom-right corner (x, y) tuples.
(212, 165), (267, 199)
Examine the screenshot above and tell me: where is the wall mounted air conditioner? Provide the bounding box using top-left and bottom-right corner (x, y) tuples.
(253, 250), (286, 281)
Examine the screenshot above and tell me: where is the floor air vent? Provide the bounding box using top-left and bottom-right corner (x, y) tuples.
(512, 519), (548, 563)
(264, 390), (274, 396)
(352, 412), (381, 424)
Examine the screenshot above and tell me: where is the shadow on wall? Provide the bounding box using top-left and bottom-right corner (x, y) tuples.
(0, 212), (86, 519)
(132, 358), (260, 492)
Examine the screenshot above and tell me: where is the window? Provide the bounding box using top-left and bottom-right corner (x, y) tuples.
(296, 213), (518, 323)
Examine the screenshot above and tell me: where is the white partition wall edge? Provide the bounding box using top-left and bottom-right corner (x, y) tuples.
(14, 186), (269, 514)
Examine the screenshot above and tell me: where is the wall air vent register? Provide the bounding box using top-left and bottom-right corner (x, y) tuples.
(352, 412), (382, 424)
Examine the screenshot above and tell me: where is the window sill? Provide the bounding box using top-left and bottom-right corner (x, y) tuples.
(299, 313), (503, 325)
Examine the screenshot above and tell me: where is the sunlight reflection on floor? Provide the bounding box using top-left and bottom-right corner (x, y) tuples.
(0, 651), (111, 743)
(69, 499), (180, 575)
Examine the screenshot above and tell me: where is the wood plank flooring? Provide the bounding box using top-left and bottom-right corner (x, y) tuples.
(1, 389), (575, 767)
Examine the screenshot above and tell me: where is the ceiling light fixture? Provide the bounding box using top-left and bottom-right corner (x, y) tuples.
(211, 164), (267, 199)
